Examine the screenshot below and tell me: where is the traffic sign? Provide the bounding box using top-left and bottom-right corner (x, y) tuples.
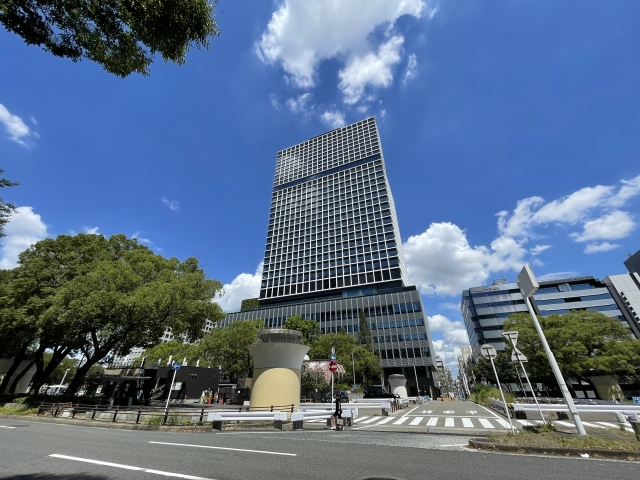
(480, 344), (497, 360)
(330, 353), (337, 361)
(511, 349), (528, 363)
(172, 362), (181, 371)
(633, 397), (640, 405)
(329, 361), (338, 373)
(502, 331), (519, 347)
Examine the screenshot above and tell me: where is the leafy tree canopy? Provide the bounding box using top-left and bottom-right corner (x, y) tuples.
(134, 340), (202, 368)
(283, 315), (321, 346)
(0, 169), (17, 237)
(0, 0), (220, 77)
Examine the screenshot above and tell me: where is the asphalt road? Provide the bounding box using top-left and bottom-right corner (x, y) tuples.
(1, 417), (638, 480)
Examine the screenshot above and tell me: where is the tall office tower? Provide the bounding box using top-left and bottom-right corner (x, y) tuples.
(223, 118), (436, 396)
(461, 275), (638, 360)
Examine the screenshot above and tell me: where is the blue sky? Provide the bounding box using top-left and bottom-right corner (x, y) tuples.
(1, 1), (639, 370)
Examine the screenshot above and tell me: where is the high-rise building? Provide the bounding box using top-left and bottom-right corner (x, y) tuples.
(223, 117), (436, 395)
(461, 275), (636, 359)
(624, 249), (640, 274)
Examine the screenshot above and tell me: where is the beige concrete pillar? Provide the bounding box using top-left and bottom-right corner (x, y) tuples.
(388, 374), (408, 398)
(586, 375), (625, 401)
(247, 329), (310, 411)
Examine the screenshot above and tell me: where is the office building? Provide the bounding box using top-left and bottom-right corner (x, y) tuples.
(461, 275), (635, 360)
(223, 117), (436, 395)
(624, 249), (640, 274)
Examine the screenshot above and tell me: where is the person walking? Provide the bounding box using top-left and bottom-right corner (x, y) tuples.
(330, 393), (342, 430)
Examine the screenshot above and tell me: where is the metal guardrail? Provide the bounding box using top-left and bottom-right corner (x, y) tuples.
(513, 404), (640, 413)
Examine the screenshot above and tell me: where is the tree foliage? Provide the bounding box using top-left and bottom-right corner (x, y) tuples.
(357, 308), (373, 350)
(283, 315), (321, 346)
(0, 0), (220, 77)
(134, 340), (201, 367)
(0, 169), (18, 238)
(504, 310), (640, 384)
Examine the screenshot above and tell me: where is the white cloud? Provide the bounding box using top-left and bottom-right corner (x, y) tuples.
(569, 210), (635, 242)
(338, 35), (404, 104)
(607, 174), (640, 207)
(0, 207), (48, 269)
(403, 53), (418, 84)
(269, 93), (281, 110)
(537, 271), (579, 281)
(162, 197), (179, 211)
(530, 245), (551, 256)
(83, 226), (100, 234)
(429, 313), (469, 373)
(216, 263), (263, 311)
(256, 0), (427, 102)
(584, 242), (619, 254)
(132, 231), (152, 245)
(30, 116), (38, 125)
(0, 103), (37, 146)
(320, 110), (346, 129)
(286, 93), (313, 115)
(403, 222), (526, 296)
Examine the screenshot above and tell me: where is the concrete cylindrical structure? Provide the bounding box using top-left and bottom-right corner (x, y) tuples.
(248, 329), (310, 411)
(388, 374), (408, 398)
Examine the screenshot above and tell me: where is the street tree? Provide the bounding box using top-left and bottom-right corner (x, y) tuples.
(504, 310), (640, 389)
(196, 319), (264, 381)
(134, 340), (202, 367)
(0, 0), (220, 77)
(357, 309), (373, 350)
(283, 315), (321, 346)
(0, 169), (18, 237)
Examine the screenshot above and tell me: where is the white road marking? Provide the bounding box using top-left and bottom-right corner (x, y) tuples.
(393, 417), (409, 425)
(352, 416), (370, 423)
(49, 454), (215, 480)
(443, 410), (454, 414)
(466, 411), (477, 414)
(441, 444), (469, 447)
(494, 418), (513, 429)
(555, 421), (575, 428)
(148, 441), (296, 457)
(0, 426), (16, 429)
(421, 410), (433, 414)
(478, 419), (495, 429)
(581, 421), (606, 429)
(516, 420), (533, 426)
(445, 418), (455, 427)
(462, 418), (473, 428)
(374, 417), (395, 425)
(360, 417), (381, 424)
(595, 422), (619, 428)
(409, 417), (423, 426)
(426, 417), (438, 426)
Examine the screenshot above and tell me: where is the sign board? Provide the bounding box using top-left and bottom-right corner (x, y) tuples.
(330, 353), (337, 361)
(511, 349), (528, 363)
(172, 382), (182, 391)
(633, 397), (640, 405)
(480, 344), (497, 360)
(329, 361), (338, 373)
(481, 377), (487, 383)
(352, 384), (359, 389)
(517, 264), (539, 298)
(172, 362), (181, 371)
(502, 331), (518, 345)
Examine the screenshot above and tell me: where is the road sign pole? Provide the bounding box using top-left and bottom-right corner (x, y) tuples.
(165, 367), (178, 411)
(517, 359), (545, 423)
(488, 355), (516, 434)
(331, 371), (334, 410)
(523, 295), (586, 434)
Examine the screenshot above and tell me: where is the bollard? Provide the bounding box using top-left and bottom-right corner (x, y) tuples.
(91, 406), (97, 420)
(136, 409), (142, 424)
(112, 406), (119, 422)
(199, 408), (205, 425)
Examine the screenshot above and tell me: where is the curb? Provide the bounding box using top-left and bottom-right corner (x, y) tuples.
(468, 438), (640, 460)
(0, 415), (211, 432)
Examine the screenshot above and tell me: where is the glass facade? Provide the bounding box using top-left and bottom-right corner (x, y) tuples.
(223, 117), (435, 392)
(462, 276), (633, 359)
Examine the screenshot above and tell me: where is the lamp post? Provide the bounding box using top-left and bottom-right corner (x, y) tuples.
(351, 345), (366, 388)
(60, 368), (70, 386)
(517, 264), (586, 435)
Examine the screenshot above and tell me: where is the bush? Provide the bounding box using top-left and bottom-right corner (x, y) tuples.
(469, 384), (514, 406)
(147, 416), (162, 426)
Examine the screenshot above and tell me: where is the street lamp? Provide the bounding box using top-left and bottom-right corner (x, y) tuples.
(60, 368), (70, 385)
(351, 345), (366, 388)
(517, 264), (586, 435)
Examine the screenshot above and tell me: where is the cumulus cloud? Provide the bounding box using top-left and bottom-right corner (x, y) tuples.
(403, 53), (418, 84)
(0, 207), (48, 269)
(429, 314), (470, 373)
(0, 103), (38, 146)
(530, 245), (551, 256)
(286, 93), (314, 118)
(320, 110), (346, 129)
(162, 197), (179, 211)
(403, 222), (527, 296)
(584, 242), (619, 254)
(537, 271), (579, 281)
(569, 210), (635, 242)
(256, 0), (429, 103)
(83, 226), (100, 235)
(216, 263), (263, 312)
(132, 231), (152, 245)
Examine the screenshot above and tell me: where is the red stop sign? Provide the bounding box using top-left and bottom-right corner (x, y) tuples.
(329, 361), (338, 373)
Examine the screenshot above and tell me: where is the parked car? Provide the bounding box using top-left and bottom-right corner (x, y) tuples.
(321, 390), (350, 403)
(363, 387), (399, 399)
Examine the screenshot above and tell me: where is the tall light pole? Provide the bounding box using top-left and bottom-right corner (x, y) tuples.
(517, 264), (586, 435)
(351, 345), (366, 388)
(60, 368), (70, 386)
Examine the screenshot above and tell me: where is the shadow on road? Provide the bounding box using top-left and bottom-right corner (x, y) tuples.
(0, 475), (109, 480)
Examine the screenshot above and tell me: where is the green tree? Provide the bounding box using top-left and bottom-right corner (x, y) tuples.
(135, 340), (203, 367)
(196, 319), (264, 381)
(504, 310), (640, 389)
(357, 308), (373, 350)
(283, 315), (321, 346)
(0, 0), (220, 77)
(0, 169), (18, 237)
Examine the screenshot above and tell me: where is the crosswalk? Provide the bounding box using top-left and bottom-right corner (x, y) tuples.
(305, 415), (636, 432)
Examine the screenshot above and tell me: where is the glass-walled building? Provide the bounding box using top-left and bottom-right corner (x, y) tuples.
(462, 276), (634, 360)
(223, 117), (436, 395)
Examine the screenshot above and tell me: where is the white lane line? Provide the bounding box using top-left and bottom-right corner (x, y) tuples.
(360, 417), (381, 424)
(352, 416), (370, 423)
(421, 410), (433, 414)
(148, 441), (296, 457)
(444, 418), (455, 427)
(441, 444), (469, 447)
(0, 426), (16, 429)
(375, 417), (395, 425)
(426, 417), (438, 426)
(393, 417), (409, 425)
(462, 418), (473, 428)
(404, 406), (420, 416)
(49, 454), (214, 480)
(516, 420), (533, 426)
(555, 421), (575, 428)
(478, 419), (495, 429)
(581, 421), (606, 429)
(409, 417), (423, 426)
(494, 418), (512, 429)
(595, 422), (619, 428)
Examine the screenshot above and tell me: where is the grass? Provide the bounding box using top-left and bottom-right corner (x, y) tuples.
(0, 406), (39, 416)
(146, 416), (162, 426)
(468, 387), (515, 406)
(487, 427), (640, 451)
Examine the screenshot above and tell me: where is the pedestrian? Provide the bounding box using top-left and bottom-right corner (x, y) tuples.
(330, 393), (342, 430)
